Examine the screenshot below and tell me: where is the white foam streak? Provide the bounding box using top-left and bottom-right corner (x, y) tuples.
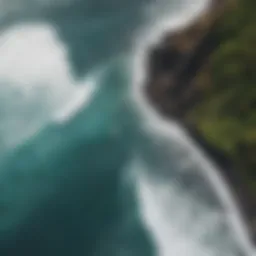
(0, 23), (96, 148)
(136, 170), (214, 256)
(53, 77), (97, 123)
(131, 0), (255, 255)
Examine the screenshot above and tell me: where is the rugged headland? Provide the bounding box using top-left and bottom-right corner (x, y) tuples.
(145, 0), (255, 243)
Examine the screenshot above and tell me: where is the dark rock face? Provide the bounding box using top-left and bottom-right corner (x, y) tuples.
(144, 0), (255, 244)
(145, 0), (229, 118)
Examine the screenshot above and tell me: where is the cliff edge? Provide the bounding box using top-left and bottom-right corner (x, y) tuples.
(145, 0), (255, 243)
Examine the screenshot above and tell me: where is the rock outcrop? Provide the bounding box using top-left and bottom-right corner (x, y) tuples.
(145, 0), (233, 119)
(145, 0), (255, 244)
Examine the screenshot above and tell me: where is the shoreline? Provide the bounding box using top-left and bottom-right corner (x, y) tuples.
(143, 0), (255, 245)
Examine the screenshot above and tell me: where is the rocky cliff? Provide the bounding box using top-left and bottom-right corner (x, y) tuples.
(145, 0), (255, 243)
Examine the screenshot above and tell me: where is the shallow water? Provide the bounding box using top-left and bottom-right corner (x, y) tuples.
(0, 0), (254, 255)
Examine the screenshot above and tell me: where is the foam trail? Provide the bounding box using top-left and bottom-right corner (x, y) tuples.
(0, 22), (96, 149)
(131, 0), (255, 255)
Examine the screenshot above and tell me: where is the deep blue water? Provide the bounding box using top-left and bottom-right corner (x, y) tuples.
(0, 1), (254, 256)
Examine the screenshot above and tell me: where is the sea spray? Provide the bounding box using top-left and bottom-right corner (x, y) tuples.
(0, 23), (95, 149)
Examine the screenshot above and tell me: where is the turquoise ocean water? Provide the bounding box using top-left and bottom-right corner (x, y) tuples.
(0, 0), (255, 255)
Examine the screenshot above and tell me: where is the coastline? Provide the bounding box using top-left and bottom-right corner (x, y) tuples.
(144, 0), (255, 244)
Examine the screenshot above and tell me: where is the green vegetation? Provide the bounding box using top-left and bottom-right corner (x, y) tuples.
(189, 0), (256, 192)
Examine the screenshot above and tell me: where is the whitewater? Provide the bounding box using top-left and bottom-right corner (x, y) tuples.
(0, 0), (254, 255)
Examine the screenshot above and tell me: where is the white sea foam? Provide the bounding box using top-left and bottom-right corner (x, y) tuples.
(131, 0), (256, 255)
(0, 22), (96, 148)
